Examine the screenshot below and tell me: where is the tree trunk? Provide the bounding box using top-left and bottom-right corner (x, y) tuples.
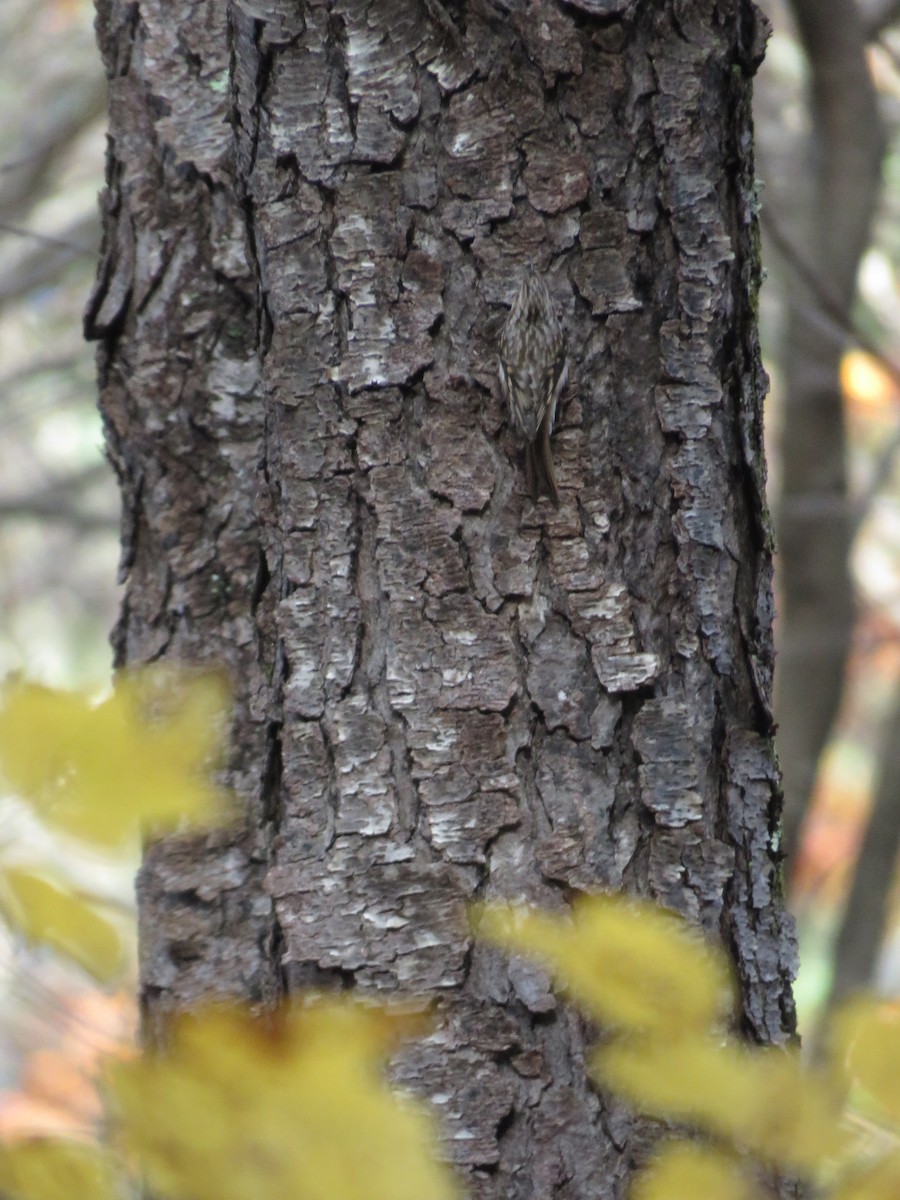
(87, 1), (798, 1196)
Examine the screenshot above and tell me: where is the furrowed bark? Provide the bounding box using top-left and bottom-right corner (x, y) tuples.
(88, 2), (796, 1195)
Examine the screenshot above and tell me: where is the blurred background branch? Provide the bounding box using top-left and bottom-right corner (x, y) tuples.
(0, 0), (119, 694)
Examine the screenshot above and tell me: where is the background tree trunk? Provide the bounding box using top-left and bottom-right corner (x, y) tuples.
(771, 0), (884, 866)
(87, 1), (798, 1196)
(826, 684), (900, 1013)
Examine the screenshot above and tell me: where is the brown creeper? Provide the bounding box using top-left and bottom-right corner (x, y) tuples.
(498, 266), (568, 506)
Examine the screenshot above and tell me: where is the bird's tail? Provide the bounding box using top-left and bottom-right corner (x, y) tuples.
(526, 416), (559, 507)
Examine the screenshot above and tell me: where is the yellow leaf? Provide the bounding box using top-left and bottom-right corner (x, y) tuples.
(0, 670), (235, 847)
(632, 1142), (763, 1200)
(833, 1152), (900, 1200)
(831, 999), (900, 1123)
(0, 867), (124, 982)
(107, 1000), (459, 1200)
(592, 1036), (846, 1173)
(473, 895), (734, 1035)
(0, 1138), (119, 1200)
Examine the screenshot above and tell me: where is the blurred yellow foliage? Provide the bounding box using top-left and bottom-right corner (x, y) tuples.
(0, 670), (234, 848)
(478, 894), (900, 1200)
(630, 1142), (762, 1200)
(108, 1000), (459, 1200)
(0, 868), (123, 982)
(4, 670), (900, 1200)
(0, 1138), (118, 1200)
(831, 1000), (900, 1124)
(473, 894), (735, 1036)
(593, 1036), (846, 1172)
(832, 1152), (900, 1200)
